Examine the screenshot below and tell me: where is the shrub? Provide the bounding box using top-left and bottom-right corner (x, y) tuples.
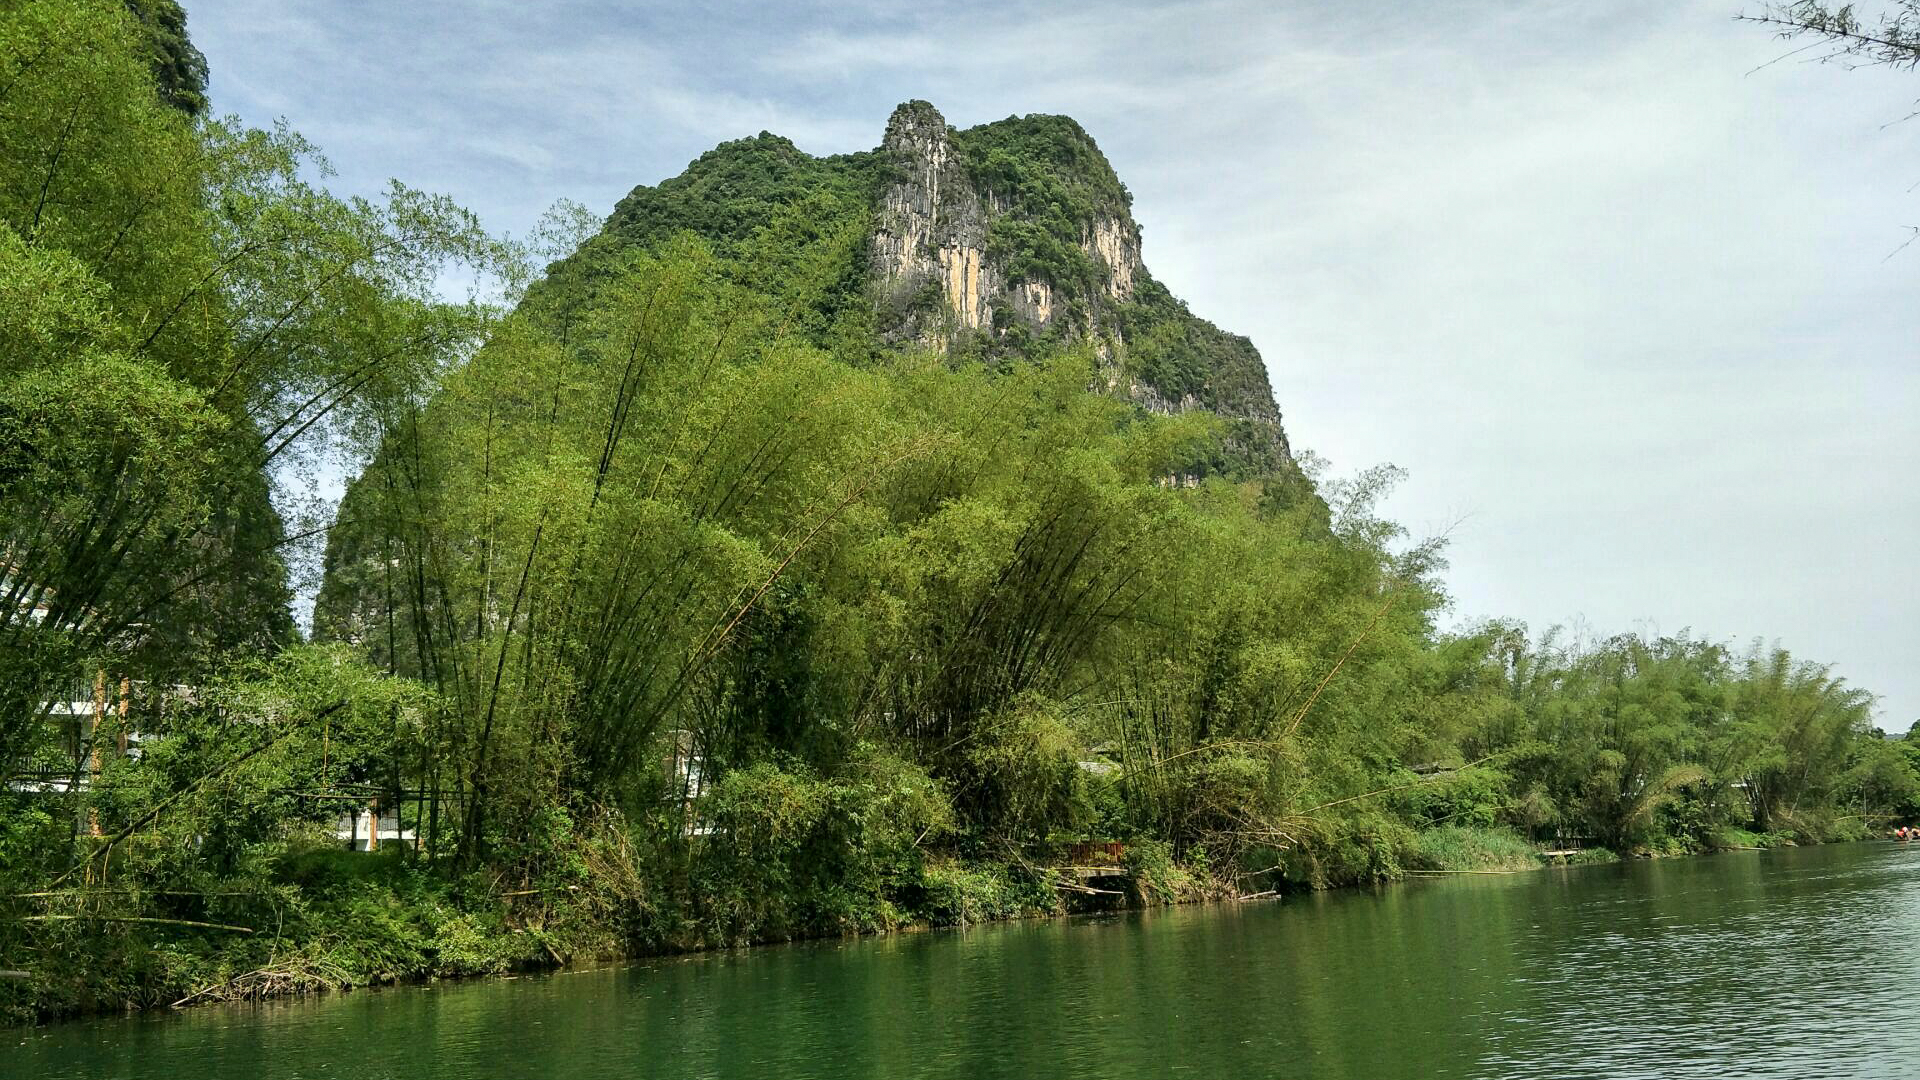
(694, 752), (956, 943)
(914, 861), (1055, 925)
(1407, 826), (1541, 873)
(1123, 838), (1202, 904)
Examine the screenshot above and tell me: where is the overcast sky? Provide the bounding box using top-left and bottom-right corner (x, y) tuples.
(188, 0), (1918, 729)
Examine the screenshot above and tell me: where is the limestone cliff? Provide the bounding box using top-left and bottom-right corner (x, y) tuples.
(869, 102), (998, 335)
(866, 101), (1286, 472)
(870, 101), (1140, 344)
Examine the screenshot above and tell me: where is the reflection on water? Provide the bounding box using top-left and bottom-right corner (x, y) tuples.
(8, 843), (1919, 1079)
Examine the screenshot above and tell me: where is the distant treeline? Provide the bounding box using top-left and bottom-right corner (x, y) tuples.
(2, 0), (1913, 1024)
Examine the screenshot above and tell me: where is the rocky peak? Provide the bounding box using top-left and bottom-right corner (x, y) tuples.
(871, 101), (1149, 348)
(871, 101), (997, 337)
(881, 100), (953, 160)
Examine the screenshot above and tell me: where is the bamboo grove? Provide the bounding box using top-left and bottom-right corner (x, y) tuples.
(2, 0), (1915, 1022)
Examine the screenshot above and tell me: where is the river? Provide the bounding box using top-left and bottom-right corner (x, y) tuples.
(7, 842), (1919, 1078)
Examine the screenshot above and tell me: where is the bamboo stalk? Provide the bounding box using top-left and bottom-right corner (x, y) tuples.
(18, 915), (254, 933)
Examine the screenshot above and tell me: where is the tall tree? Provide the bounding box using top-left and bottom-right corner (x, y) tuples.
(0, 0), (497, 768)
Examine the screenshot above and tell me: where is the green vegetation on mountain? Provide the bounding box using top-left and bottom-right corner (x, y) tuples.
(3, 0), (1915, 1026)
(118, 0), (207, 115)
(953, 113), (1130, 296)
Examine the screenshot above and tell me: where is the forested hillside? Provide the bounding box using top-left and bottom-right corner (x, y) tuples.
(3, 0), (1913, 1024)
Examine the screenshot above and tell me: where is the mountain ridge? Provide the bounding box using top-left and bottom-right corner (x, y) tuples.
(570, 100), (1293, 476)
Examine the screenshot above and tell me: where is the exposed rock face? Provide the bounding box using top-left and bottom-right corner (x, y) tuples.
(1089, 216), (1139, 302)
(870, 102), (998, 336)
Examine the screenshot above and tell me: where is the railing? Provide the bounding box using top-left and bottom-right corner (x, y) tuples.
(1063, 840), (1126, 866)
(6, 764), (86, 792)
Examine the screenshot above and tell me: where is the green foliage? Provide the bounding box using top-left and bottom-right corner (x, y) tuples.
(1429, 628), (1903, 855)
(548, 134), (881, 355)
(0, 0), (498, 771)
(1407, 826), (1541, 872)
(1116, 274), (1268, 406)
(119, 0), (207, 115)
(954, 114), (1130, 295)
(962, 699), (1091, 841)
(1109, 271), (1292, 474)
(1705, 826), (1792, 850)
(1122, 838), (1198, 904)
(1397, 766), (1513, 830)
(602, 134), (881, 251)
(0, 805), (64, 895)
(692, 754), (956, 942)
(915, 861), (1057, 925)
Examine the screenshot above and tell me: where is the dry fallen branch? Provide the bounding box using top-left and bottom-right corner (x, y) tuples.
(170, 960), (352, 1009)
(1403, 869), (1524, 876)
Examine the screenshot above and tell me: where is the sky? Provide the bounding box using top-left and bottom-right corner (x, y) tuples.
(186, 0), (1919, 729)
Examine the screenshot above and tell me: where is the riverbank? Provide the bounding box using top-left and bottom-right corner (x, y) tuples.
(8, 823), (1875, 1027)
(20, 842), (1920, 1080)
(4, 839), (1192, 1025)
(1404, 823), (1859, 874)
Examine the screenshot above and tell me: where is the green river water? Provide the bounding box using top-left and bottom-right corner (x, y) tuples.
(8, 842), (1920, 1078)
